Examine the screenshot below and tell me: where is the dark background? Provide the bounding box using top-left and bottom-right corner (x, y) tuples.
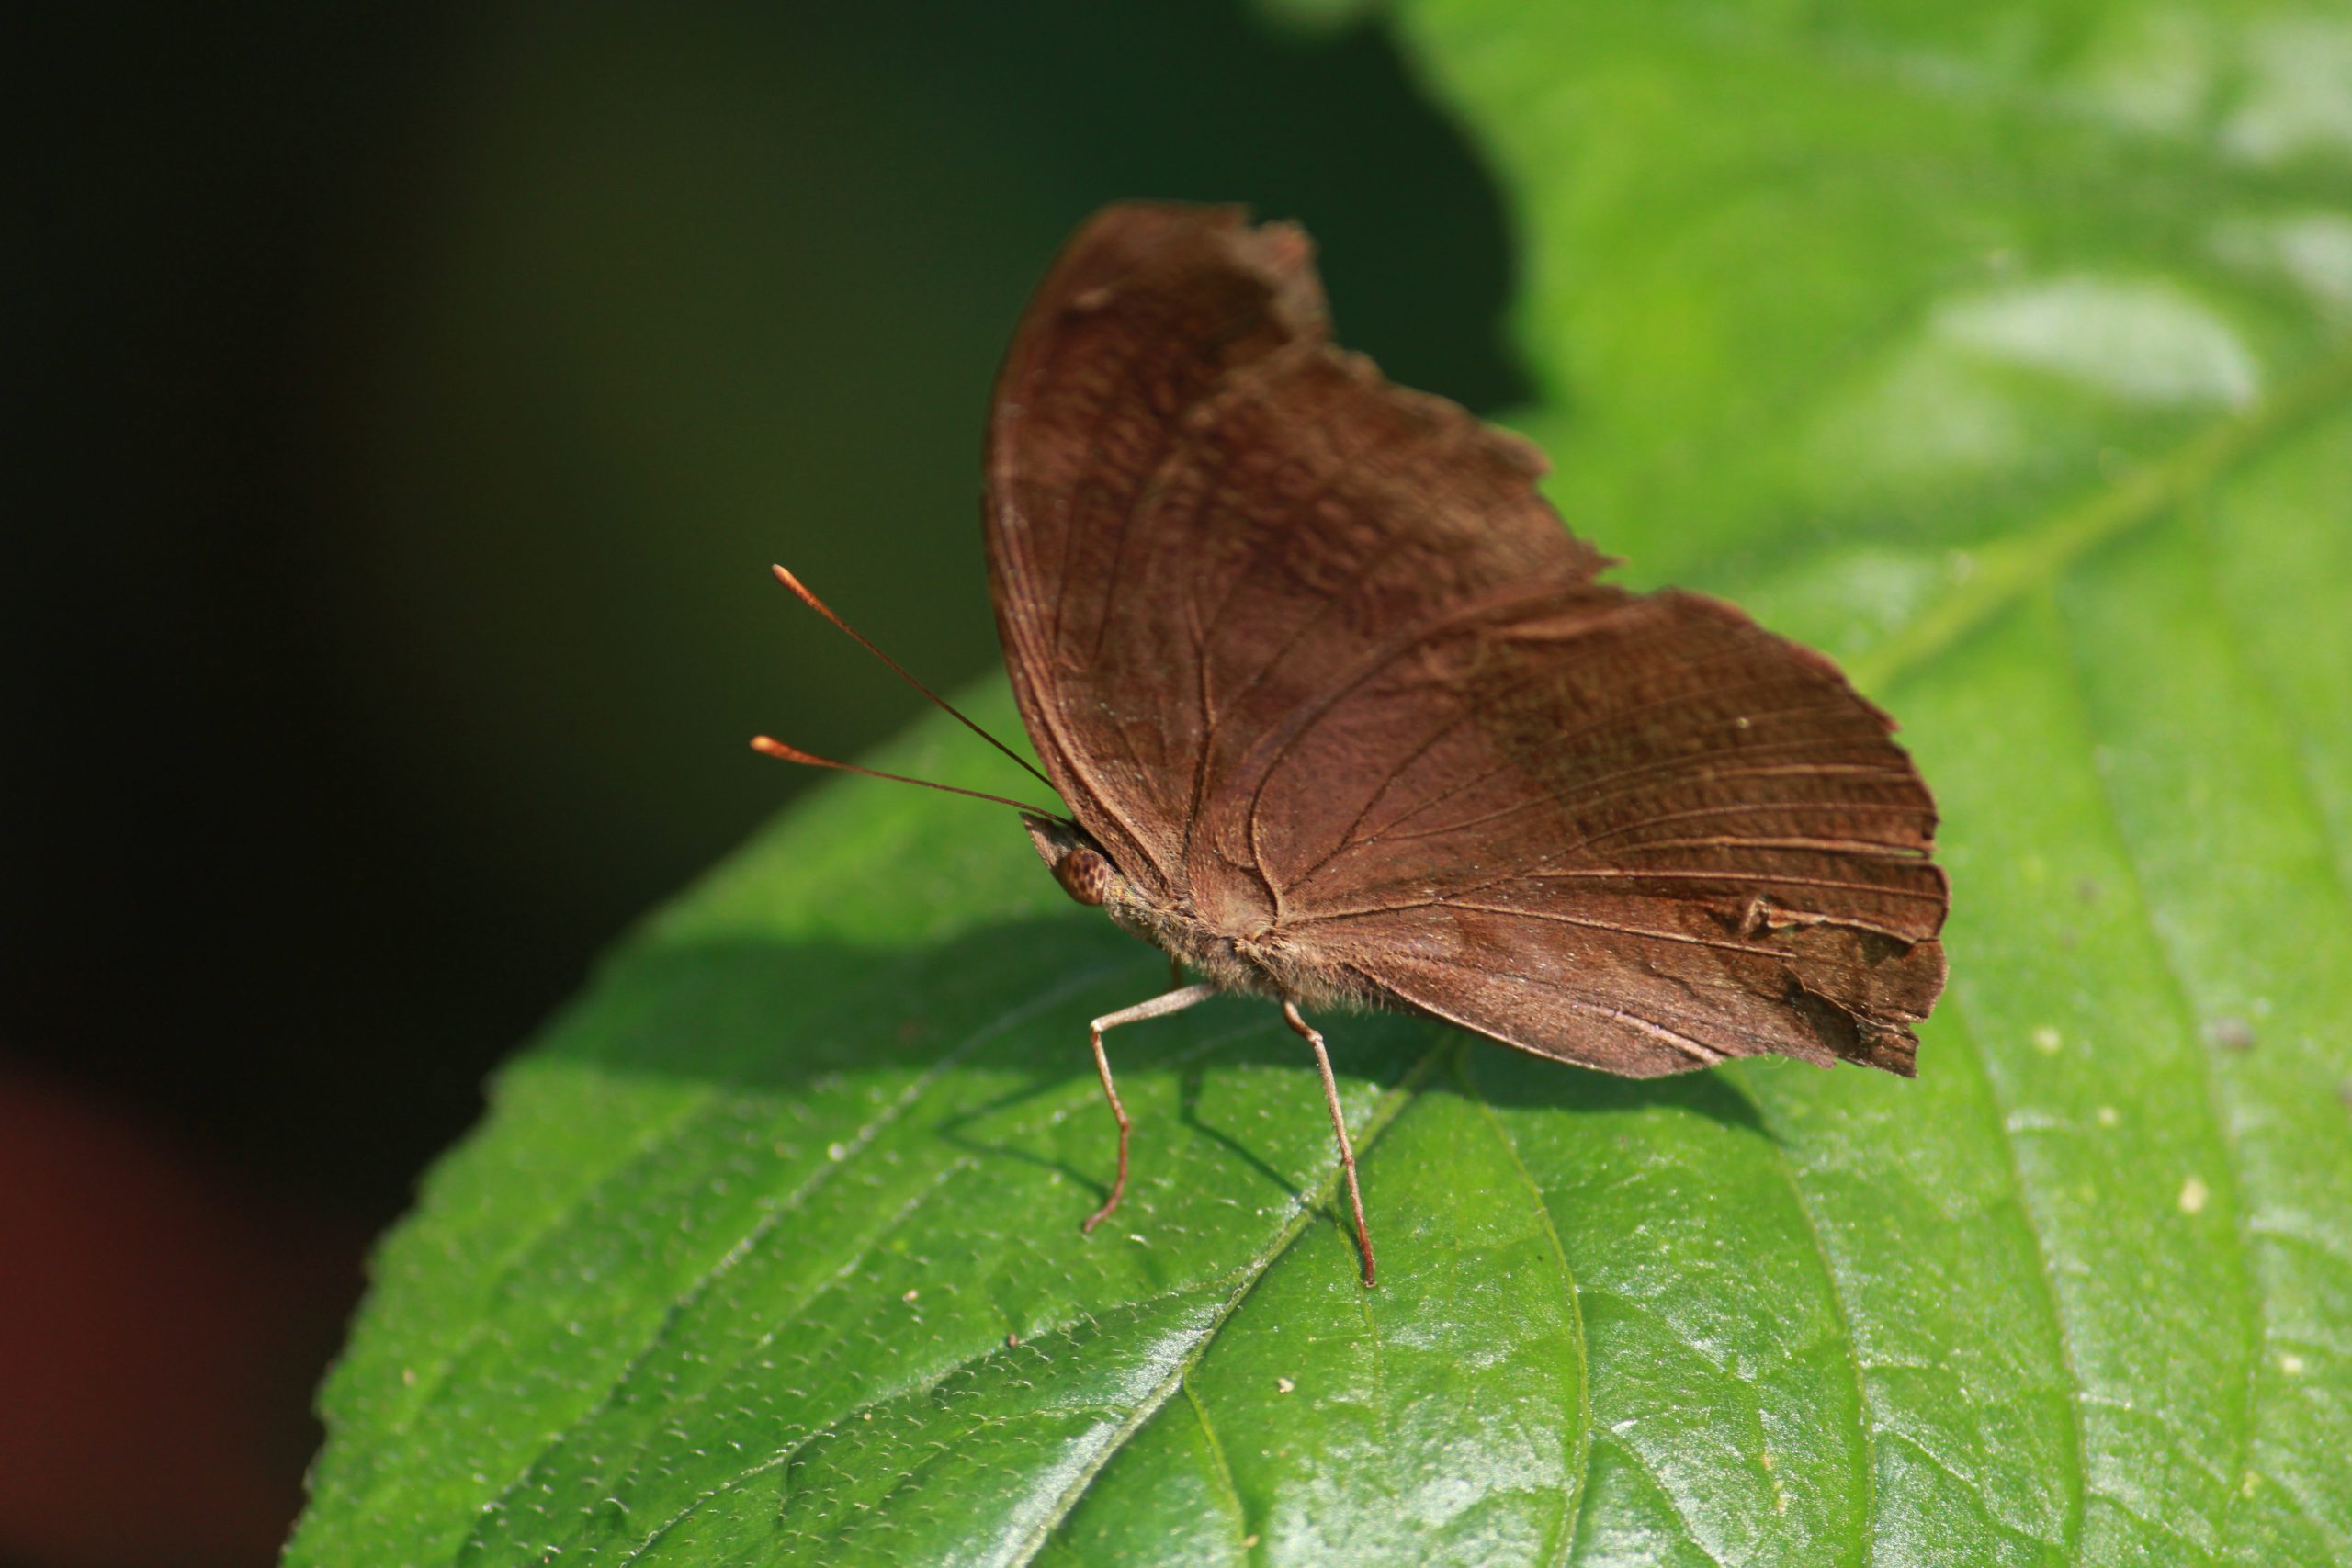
(3, 4), (1521, 1563)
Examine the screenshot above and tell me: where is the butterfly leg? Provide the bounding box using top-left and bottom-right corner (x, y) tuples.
(1081, 981), (1219, 1234)
(1283, 1001), (1375, 1289)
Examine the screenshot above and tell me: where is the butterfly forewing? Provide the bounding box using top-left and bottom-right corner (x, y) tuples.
(985, 202), (1946, 1077)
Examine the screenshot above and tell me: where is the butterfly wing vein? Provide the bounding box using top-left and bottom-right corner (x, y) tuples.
(986, 202), (1947, 1077)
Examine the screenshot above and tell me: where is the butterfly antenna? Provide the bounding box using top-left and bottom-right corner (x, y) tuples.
(750, 736), (1069, 818)
(770, 564), (1058, 795)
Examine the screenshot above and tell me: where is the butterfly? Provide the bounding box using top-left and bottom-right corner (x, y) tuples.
(760, 202), (1948, 1288)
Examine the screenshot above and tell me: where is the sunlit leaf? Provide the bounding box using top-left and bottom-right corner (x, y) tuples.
(288, 1), (2352, 1562)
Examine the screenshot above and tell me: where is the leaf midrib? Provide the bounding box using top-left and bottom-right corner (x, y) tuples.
(571, 1032), (1448, 1567)
(998, 1042), (1453, 1567)
(1852, 341), (2352, 695)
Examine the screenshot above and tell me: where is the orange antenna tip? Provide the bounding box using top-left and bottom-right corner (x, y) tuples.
(771, 563), (827, 613)
(748, 730), (1068, 819)
(763, 564), (1059, 795)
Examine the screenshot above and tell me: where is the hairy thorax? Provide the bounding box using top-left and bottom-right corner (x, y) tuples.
(1103, 898), (1372, 1010)
(1023, 813), (1375, 1012)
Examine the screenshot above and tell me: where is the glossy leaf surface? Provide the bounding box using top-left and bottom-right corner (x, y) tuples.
(289, 1), (2352, 1562)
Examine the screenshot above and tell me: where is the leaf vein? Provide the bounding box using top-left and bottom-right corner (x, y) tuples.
(1459, 1044), (1591, 1568)
(1180, 1378), (1252, 1550)
(1721, 1076), (1877, 1568)
(2051, 577), (2266, 1554)
(999, 1040), (1453, 1566)
(1937, 992), (2088, 1563)
(448, 964), (1130, 1557)
(1851, 342), (2352, 695)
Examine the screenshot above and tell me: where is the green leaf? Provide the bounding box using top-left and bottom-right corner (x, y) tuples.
(289, 2), (2352, 1562)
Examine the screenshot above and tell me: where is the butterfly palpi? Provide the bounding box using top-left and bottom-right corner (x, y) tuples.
(757, 202), (1948, 1288)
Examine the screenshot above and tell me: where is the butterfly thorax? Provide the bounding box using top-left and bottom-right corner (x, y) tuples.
(1022, 813), (1371, 1011)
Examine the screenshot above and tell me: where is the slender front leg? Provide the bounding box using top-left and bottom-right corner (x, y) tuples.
(1283, 1001), (1375, 1289)
(1082, 982), (1219, 1233)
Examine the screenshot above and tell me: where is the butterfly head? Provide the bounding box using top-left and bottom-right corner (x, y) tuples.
(1022, 813), (1125, 910)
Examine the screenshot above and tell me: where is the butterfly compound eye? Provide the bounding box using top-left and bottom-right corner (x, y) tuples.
(1052, 847), (1114, 908)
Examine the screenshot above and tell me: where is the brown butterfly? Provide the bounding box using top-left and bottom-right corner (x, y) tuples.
(759, 202), (1947, 1288)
